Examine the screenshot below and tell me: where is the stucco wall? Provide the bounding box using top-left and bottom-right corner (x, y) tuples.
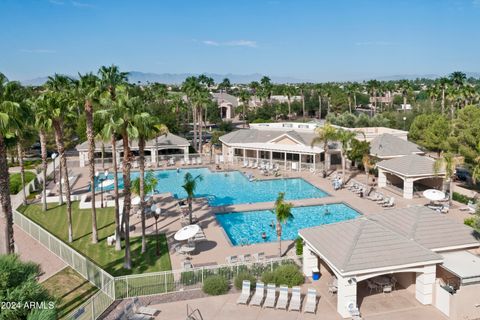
(450, 284), (480, 320)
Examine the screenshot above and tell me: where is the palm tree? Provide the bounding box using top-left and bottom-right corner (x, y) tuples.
(260, 76), (272, 104)
(398, 80), (412, 112)
(0, 74), (24, 254)
(272, 192), (293, 257)
(238, 89), (250, 128)
(76, 73), (101, 243)
(181, 172), (203, 225)
(182, 76), (202, 151)
(311, 123), (338, 172)
(362, 154), (375, 187)
(98, 65), (128, 100)
(218, 78), (231, 93)
(434, 152), (463, 206)
(336, 129), (358, 179)
(39, 91), (75, 243)
(366, 79), (380, 114)
(437, 77), (450, 115)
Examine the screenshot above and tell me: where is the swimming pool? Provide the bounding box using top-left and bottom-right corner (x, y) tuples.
(95, 167), (328, 206)
(216, 203), (360, 245)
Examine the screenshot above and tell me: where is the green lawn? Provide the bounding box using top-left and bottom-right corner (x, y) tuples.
(10, 171), (36, 194)
(42, 267), (98, 319)
(20, 202), (172, 276)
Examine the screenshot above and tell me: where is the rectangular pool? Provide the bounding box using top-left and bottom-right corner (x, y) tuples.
(216, 203), (360, 245)
(95, 167), (328, 206)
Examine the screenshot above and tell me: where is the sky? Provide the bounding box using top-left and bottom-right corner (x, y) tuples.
(1, 0), (479, 82)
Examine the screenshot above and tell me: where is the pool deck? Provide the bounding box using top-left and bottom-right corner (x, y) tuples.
(47, 161), (473, 270)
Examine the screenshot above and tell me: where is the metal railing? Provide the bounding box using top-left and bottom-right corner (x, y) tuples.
(231, 156), (323, 171)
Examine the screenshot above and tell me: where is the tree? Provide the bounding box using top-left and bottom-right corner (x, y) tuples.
(181, 172), (203, 225)
(398, 80), (412, 112)
(362, 154), (375, 187)
(471, 143), (480, 186)
(408, 114), (450, 154)
(238, 89), (250, 127)
(76, 73), (101, 243)
(182, 76), (203, 151)
(311, 123), (338, 172)
(218, 78), (231, 93)
(98, 65), (128, 100)
(366, 79), (380, 113)
(434, 152), (463, 205)
(271, 192), (293, 257)
(437, 77), (450, 115)
(336, 129), (359, 179)
(283, 85), (296, 119)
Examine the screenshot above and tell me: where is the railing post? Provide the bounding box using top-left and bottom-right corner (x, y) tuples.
(126, 277), (129, 298)
(201, 268), (204, 284)
(164, 273), (168, 293)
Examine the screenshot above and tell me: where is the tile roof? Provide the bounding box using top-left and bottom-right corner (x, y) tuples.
(370, 133), (423, 158)
(376, 154), (444, 177)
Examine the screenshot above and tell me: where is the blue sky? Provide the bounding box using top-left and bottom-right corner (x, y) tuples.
(1, 0), (479, 82)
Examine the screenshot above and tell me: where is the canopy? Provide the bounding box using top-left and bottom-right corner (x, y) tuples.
(174, 224), (200, 241)
(99, 179), (114, 188)
(423, 189), (446, 201)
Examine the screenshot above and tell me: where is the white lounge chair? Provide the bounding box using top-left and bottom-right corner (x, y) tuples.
(242, 160), (248, 168)
(263, 284), (276, 308)
(186, 158), (191, 165)
(252, 161), (258, 169)
(237, 280), (251, 305)
(276, 286), (289, 310)
(253, 252), (265, 262)
(225, 255), (238, 264)
(197, 157), (202, 165)
(249, 282), (265, 306)
(304, 288), (317, 313)
(288, 287), (301, 311)
(382, 197), (395, 207)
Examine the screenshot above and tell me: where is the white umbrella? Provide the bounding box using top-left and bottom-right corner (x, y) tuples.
(131, 196), (141, 205)
(423, 189), (446, 201)
(174, 224), (200, 241)
(99, 179), (114, 188)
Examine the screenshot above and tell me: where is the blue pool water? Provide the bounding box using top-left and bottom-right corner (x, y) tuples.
(95, 167), (328, 206)
(216, 203), (360, 245)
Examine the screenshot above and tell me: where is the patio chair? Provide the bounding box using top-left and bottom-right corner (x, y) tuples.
(348, 302), (361, 317)
(180, 158), (185, 166)
(249, 282), (265, 306)
(378, 196), (389, 205)
(237, 280), (252, 305)
(252, 161), (258, 169)
(276, 285), (289, 310)
(383, 285), (392, 293)
(182, 260), (193, 270)
(243, 253), (252, 263)
(304, 288), (317, 313)
(367, 280), (379, 293)
(225, 255), (238, 264)
(197, 157), (203, 165)
(382, 197), (395, 207)
(288, 286), (301, 311)
(253, 252), (265, 262)
(263, 284), (277, 308)
(328, 285), (338, 295)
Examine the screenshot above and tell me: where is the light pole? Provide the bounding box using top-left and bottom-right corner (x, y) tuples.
(154, 207), (161, 256)
(51, 152), (58, 183)
(95, 169), (109, 208)
(403, 116), (407, 131)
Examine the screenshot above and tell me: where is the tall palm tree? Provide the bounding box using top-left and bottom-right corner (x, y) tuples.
(366, 79), (380, 114)
(272, 192), (293, 257)
(39, 91), (76, 243)
(398, 80), (412, 112)
(76, 73), (101, 243)
(182, 76), (202, 151)
(362, 154), (375, 187)
(283, 85), (296, 119)
(181, 172), (203, 225)
(311, 123), (338, 172)
(336, 129), (358, 179)
(238, 89), (250, 127)
(437, 77), (450, 115)
(98, 65), (128, 100)
(434, 152), (463, 206)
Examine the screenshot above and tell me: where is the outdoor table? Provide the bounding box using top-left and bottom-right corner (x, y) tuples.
(373, 276), (391, 286)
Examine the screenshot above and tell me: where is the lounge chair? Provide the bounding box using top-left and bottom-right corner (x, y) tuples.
(382, 197), (395, 207)
(197, 157), (202, 165)
(304, 288), (317, 313)
(249, 282), (265, 306)
(237, 280), (251, 305)
(252, 161), (258, 169)
(131, 298), (159, 317)
(276, 286), (289, 310)
(253, 252), (265, 262)
(288, 286), (301, 311)
(242, 160), (248, 168)
(180, 158), (185, 166)
(460, 201), (477, 213)
(383, 285), (392, 293)
(226, 255), (238, 264)
(263, 284), (276, 308)
(182, 260), (193, 270)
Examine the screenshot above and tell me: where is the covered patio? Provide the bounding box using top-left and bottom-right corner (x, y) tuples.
(376, 154), (446, 199)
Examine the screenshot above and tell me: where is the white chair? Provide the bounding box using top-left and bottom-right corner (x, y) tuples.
(304, 288), (317, 313)
(253, 252), (265, 262)
(197, 157), (202, 165)
(383, 197), (395, 207)
(263, 284), (276, 308)
(242, 160), (248, 168)
(249, 282), (265, 306)
(276, 286), (289, 310)
(288, 286), (301, 311)
(237, 280), (251, 305)
(225, 255), (238, 264)
(383, 285), (392, 293)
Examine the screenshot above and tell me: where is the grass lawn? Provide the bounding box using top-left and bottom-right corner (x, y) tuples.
(20, 202), (172, 276)
(42, 267), (98, 319)
(10, 171), (36, 194)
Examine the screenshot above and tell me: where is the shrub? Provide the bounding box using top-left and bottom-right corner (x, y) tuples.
(464, 217), (476, 228)
(202, 275), (229, 296)
(9, 172), (36, 194)
(273, 264), (305, 287)
(453, 192), (475, 205)
(295, 237), (303, 256)
(261, 271), (276, 284)
(234, 272), (256, 290)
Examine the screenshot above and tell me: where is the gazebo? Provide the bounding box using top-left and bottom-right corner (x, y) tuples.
(376, 154), (446, 199)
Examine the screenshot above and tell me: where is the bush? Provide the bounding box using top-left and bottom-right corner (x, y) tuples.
(453, 192), (475, 205)
(234, 272), (256, 290)
(295, 237), (303, 256)
(202, 275), (229, 295)
(261, 264), (305, 287)
(464, 217), (476, 228)
(9, 172), (36, 194)
(180, 271), (199, 286)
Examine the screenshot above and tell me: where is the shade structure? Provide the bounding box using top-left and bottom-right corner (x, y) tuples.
(99, 179), (114, 188)
(131, 196), (141, 205)
(423, 189), (446, 201)
(174, 224), (200, 241)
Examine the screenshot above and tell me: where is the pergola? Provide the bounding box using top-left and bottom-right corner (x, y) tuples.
(376, 154), (446, 199)
(299, 206), (480, 318)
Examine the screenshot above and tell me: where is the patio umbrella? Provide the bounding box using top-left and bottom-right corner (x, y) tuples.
(423, 189), (446, 202)
(174, 224), (200, 241)
(99, 179), (114, 188)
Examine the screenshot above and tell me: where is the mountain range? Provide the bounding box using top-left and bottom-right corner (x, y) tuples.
(19, 71), (480, 86)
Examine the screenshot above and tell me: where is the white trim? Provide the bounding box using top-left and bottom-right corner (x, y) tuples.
(432, 244), (480, 252)
(376, 165), (446, 178)
(267, 132), (304, 145)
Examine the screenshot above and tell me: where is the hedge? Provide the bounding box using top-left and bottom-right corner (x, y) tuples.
(202, 275), (229, 295)
(9, 172), (36, 194)
(452, 192), (476, 205)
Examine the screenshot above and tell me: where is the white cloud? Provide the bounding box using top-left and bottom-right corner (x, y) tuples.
(72, 1), (95, 8)
(355, 41), (398, 46)
(20, 49), (56, 53)
(202, 39), (257, 48)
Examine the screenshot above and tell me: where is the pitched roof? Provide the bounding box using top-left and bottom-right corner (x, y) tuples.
(76, 133), (189, 151)
(299, 217), (442, 275)
(376, 154), (445, 177)
(212, 92), (239, 107)
(370, 133), (423, 158)
(220, 129), (315, 146)
(369, 206), (480, 251)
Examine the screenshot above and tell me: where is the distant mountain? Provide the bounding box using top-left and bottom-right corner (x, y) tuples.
(20, 72), (308, 86)
(363, 72), (480, 81)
